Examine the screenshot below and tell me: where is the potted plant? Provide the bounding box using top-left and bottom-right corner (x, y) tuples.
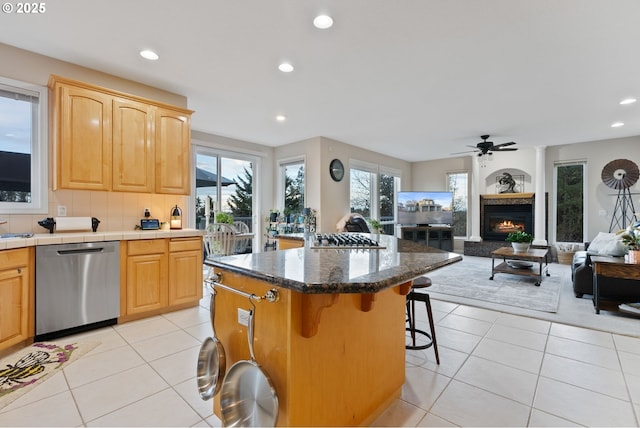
(367, 218), (383, 234)
(617, 223), (640, 263)
(506, 230), (533, 253)
(215, 212), (234, 224)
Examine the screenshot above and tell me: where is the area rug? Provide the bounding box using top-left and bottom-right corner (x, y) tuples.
(427, 256), (562, 313)
(0, 340), (99, 411)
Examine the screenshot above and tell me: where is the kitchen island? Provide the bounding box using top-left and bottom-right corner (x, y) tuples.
(204, 233), (461, 426)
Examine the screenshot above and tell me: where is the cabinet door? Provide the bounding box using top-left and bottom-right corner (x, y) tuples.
(0, 265), (29, 349)
(168, 249), (203, 306)
(56, 83), (112, 190)
(112, 98), (154, 192)
(155, 107), (191, 194)
(126, 253), (168, 315)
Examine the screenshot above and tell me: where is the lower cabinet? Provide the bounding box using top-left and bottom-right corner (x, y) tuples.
(0, 247), (34, 351)
(120, 237), (202, 322)
(277, 237), (305, 250)
(168, 238), (203, 306)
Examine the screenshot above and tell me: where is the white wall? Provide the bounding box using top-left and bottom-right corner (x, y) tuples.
(546, 135), (640, 240)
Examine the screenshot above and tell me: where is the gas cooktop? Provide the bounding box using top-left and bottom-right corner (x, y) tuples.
(311, 233), (386, 249)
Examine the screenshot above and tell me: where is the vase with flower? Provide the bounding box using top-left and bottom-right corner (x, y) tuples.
(617, 223), (640, 263)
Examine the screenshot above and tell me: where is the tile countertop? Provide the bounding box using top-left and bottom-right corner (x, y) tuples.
(0, 229), (204, 250)
(205, 233), (462, 294)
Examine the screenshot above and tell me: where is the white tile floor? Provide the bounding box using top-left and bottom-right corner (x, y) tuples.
(1, 278), (640, 427)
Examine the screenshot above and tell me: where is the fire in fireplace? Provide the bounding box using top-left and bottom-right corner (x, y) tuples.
(482, 204), (533, 241)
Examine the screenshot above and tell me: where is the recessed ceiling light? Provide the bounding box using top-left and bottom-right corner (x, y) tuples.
(620, 97), (637, 105)
(611, 122), (625, 128)
(313, 14), (333, 29)
(139, 50), (159, 60)
(276, 115), (287, 122)
(278, 62), (294, 73)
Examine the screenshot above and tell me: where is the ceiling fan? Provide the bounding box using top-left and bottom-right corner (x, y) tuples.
(453, 135), (518, 157)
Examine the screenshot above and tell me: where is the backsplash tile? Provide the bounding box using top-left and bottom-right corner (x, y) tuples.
(0, 188), (187, 234)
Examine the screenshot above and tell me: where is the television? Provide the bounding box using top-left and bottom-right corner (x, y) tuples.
(397, 191), (454, 226)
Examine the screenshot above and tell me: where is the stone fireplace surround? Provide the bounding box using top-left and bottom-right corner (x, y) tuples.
(465, 192), (548, 258)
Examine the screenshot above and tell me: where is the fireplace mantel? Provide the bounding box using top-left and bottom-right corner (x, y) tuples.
(481, 192), (534, 201)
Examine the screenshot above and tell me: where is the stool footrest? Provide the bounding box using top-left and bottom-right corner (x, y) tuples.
(405, 328), (433, 350)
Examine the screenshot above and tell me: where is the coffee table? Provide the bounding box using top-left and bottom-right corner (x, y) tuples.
(490, 247), (550, 286)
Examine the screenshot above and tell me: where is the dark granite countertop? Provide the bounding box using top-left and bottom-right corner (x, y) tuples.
(204, 233), (462, 294)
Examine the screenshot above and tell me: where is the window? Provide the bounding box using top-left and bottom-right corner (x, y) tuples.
(350, 168), (374, 218)
(194, 147), (254, 239)
(379, 172), (399, 234)
(350, 162), (400, 234)
(447, 171), (468, 237)
(0, 76), (47, 213)
(282, 160), (305, 216)
(555, 161), (585, 242)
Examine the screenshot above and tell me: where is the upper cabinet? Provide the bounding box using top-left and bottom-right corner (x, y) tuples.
(155, 107), (191, 195)
(112, 97), (154, 193)
(55, 83), (113, 191)
(49, 76), (193, 194)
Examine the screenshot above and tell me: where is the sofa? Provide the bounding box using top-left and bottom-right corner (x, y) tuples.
(571, 232), (639, 298)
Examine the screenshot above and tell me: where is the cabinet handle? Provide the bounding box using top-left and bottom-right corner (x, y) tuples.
(17, 268), (22, 274)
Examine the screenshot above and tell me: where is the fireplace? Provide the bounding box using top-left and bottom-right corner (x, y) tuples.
(482, 204), (533, 241)
(479, 192), (545, 242)
(465, 192), (548, 257)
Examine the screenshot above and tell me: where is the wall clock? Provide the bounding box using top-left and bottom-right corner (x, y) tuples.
(329, 158), (344, 182)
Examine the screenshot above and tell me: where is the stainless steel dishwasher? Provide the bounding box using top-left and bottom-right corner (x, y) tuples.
(35, 241), (120, 340)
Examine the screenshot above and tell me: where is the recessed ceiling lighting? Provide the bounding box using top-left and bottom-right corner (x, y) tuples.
(611, 122), (625, 128)
(620, 97), (637, 105)
(139, 50), (159, 61)
(275, 115), (287, 122)
(278, 62), (294, 73)
(313, 14), (333, 29)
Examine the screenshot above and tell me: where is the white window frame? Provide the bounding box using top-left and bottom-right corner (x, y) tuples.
(553, 160), (587, 243)
(278, 156), (306, 213)
(447, 170), (469, 238)
(349, 160), (401, 229)
(0, 76), (48, 214)
(191, 143), (259, 231)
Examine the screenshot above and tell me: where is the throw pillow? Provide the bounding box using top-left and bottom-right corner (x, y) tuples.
(586, 232), (626, 256)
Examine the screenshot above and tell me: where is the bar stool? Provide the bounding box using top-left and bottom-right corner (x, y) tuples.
(406, 276), (440, 364)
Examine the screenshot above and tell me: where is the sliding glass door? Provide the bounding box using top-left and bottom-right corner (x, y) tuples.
(194, 147), (254, 252)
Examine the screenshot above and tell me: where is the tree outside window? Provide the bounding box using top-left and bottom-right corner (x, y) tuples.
(350, 168), (372, 217)
(556, 162), (584, 242)
(447, 172), (468, 237)
(284, 163), (304, 216)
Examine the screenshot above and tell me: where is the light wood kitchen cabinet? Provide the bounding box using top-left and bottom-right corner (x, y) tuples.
(124, 239), (168, 317)
(0, 248), (34, 352)
(50, 75), (193, 194)
(120, 237), (202, 323)
(52, 82), (112, 191)
(112, 97), (154, 192)
(168, 238), (203, 306)
(155, 107), (191, 195)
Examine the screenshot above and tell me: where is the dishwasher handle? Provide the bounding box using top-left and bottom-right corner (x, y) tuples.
(57, 247), (105, 256)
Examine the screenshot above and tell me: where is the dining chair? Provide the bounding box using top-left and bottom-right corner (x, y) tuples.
(232, 221), (251, 254)
(204, 223), (236, 258)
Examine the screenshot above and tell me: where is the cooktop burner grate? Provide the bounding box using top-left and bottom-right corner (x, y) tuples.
(310, 233), (386, 249)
